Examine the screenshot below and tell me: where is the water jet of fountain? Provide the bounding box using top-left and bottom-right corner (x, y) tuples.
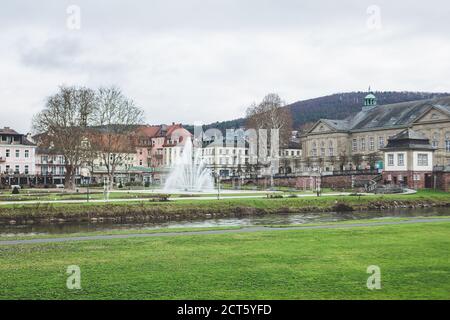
(163, 136), (215, 192)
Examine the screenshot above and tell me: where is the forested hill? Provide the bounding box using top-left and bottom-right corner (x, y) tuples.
(185, 91), (450, 133)
(287, 91), (450, 129)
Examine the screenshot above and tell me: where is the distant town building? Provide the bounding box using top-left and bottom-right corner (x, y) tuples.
(301, 94), (450, 172)
(381, 129), (436, 189)
(0, 127), (36, 185)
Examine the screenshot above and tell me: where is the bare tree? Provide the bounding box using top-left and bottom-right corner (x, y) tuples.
(90, 87), (144, 189)
(33, 86), (96, 189)
(338, 151), (349, 171)
(246, 93), (293, 148)
(351, 153), (364, 170)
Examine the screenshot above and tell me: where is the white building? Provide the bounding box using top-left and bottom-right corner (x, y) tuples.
(0, 127), (36, 178)
(199, 138), (249, 177)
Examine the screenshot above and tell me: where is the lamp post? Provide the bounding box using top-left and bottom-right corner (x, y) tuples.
(316, 168), (322, 197)
(212, 169), (221, 200)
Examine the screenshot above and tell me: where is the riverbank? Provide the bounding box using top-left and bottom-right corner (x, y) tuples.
(1, 221), (449, 299)
(0, 190), (449, 225)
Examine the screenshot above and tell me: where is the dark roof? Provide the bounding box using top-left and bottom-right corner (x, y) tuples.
(22, 137), (36, 146)
(312, 96), (450, 133)
(36, 147), (61, 155)
(286, 141), (302, 149)
(382, 128), (435, 151)
(391, 128), (427, 140)
(0, 127), (20, 135)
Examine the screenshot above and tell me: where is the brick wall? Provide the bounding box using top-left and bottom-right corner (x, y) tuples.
(435, 172), (450, 192)
(381, 171), (428, 189)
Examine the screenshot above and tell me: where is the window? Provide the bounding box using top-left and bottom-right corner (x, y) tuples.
(432, 132), (439, 148)
(398, 153), (405, 166)
(311, 142), (317, 157)
(369, 137), (375, 151)
(25, 150), (29, 158)
(6, 149), (10, 157)
(352, 139), (357, 152)
(328, 149), (334, 156)
(15, 150), (20, 158)
(15, 165), (20, 174)
(417, 154), (429, 166)
(24, 165), (29, 174)
(379, 136), (385, 149)
(360, 138), (366, 151)
(446, 132), (450, 152)
(388, 154), (394, 166)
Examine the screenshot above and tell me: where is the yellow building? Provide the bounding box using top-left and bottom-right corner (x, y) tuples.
(300, 94), (450, 172)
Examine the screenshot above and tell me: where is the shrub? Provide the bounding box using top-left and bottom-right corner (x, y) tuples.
(333, 202), (354, 212)
(12, 187), (20, 195)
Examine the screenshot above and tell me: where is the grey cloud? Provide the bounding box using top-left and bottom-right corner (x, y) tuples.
(19, 36), (82, 69)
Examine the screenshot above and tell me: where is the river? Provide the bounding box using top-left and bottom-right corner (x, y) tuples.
(0, 206), (449, 237)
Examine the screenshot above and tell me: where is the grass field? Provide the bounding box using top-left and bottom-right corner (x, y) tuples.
(1, 221), (449, 299)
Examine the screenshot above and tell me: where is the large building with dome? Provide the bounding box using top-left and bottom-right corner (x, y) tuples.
(299, 93), (450, 172)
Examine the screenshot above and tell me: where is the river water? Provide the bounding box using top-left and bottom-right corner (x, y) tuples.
(1, 207), (449, 237)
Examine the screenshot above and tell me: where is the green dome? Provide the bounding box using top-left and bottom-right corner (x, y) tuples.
(365, 93), (376, 99)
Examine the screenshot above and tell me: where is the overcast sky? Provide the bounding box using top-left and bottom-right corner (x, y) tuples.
(1, 0), (450, 133)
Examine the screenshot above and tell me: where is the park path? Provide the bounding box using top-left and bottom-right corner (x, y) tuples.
(0, 218), (448, 246)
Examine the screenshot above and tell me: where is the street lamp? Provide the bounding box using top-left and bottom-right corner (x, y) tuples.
(212, 169), (221, 200)
(81, 174), (90, 203)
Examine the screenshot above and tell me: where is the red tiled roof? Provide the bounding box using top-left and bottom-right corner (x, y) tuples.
(135, 125), (161, 137)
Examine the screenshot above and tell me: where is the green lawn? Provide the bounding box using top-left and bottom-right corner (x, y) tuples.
(1, 221), (449, 299)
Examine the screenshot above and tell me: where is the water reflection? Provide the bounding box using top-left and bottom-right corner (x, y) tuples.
(1, 207), (449, 237)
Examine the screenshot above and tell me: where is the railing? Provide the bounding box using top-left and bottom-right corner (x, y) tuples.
(364, 174), (383, 193)
(332, 169), (379, 176)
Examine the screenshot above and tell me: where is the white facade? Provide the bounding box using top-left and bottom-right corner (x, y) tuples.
(412, 151), (433, 171)
(385, 151), (433, 172)
(384, 152), (408, 172)
(0, 131), (36, 175)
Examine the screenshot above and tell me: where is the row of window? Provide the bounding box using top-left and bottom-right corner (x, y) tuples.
(0, 164), (30, 174)
(202, 148), (247, 156)
(310, 141), (334, 157)
(0, 135), (21, 143)
(1, 149), (30, 158)
(352, 137), (385, 152)
(282, 150), (301, 157)
(41, 166), (65, 175)
(386, 153), (429, 167)
(41, 155), (64, 164)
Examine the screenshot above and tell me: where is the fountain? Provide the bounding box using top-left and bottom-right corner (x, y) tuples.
(163, 136), (215, 192)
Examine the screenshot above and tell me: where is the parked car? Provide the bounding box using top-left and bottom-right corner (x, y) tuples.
(55, 184), (65, 189)
(10, 185), (21, 190)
